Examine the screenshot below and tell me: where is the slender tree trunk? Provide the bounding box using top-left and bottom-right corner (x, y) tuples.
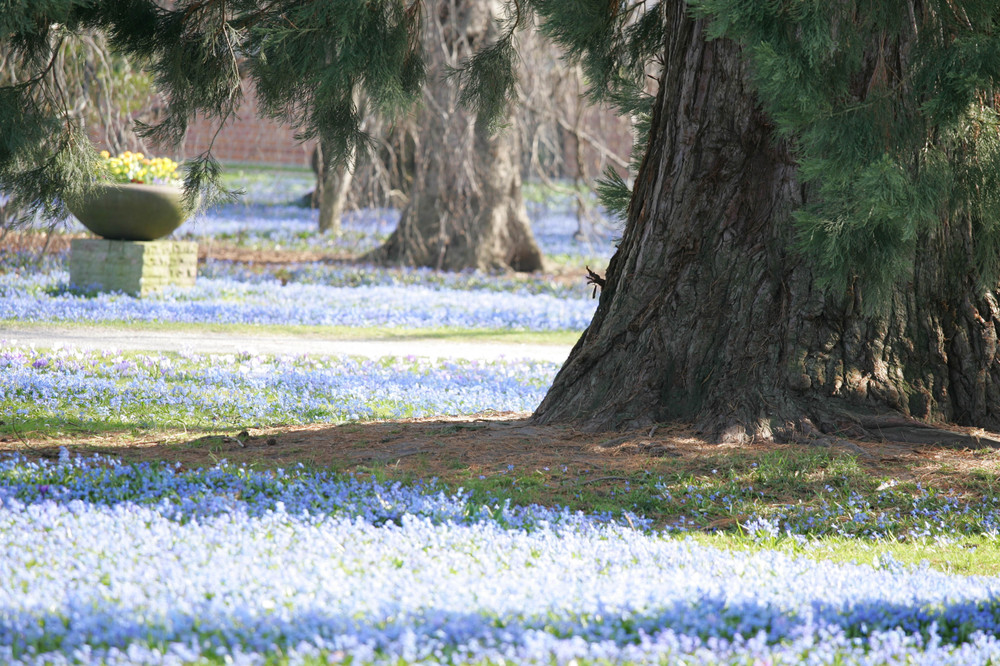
(366, 0), (545, 273)
(310, 137), (357, 236)
(533, 6), (1000, 444)
(317, 145), (355, 236)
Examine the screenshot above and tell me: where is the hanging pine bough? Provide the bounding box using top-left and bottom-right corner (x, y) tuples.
(0, 0), (552, 272)
(689, 0), (1000, 304)
(5, 1), (1000, 444)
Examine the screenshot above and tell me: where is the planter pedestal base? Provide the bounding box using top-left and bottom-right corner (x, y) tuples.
(69, 239), (197, 297)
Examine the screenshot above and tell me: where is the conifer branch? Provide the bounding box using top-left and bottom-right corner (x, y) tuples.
(50, 39), (75, 134)
(8, 35), (64, 91)
(180, 0), (225, 29)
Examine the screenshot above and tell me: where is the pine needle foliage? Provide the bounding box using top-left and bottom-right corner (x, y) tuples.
(592, 85), (654, 222)
(482, 0), (1000, 302)
(528, 0), (661, 103)
(688, 0), (1000, 300)
(456, 35), (519, 134)
(595, 165), (632, 222)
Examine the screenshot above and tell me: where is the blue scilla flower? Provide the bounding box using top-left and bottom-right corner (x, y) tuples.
(0, 271), (598, 331)
(1, 343), (559, 428)
(3, 454), (1000, 665)
(742, 515), (781, 542)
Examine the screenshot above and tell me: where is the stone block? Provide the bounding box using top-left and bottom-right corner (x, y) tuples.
(69, 239), (198, 297)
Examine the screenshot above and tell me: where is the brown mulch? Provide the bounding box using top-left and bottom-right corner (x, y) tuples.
(3, 230), (78, 255)
(5, 413), (1000, 499)
(3, 231), (341, 264)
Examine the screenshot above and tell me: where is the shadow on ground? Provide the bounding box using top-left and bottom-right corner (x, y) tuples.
(6, 412), (1000, 500)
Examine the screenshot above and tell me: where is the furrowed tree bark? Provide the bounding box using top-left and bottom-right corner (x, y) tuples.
(366, 0), (545, 273)
(533, 6), (1000, 445)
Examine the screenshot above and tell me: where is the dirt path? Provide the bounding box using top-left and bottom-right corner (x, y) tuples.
(0, 323), (573, 362)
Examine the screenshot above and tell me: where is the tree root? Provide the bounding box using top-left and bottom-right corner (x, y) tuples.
(775, 408), (1000, 451)
(837, 413), (1000, 450)
(766, 405), (1000, 456)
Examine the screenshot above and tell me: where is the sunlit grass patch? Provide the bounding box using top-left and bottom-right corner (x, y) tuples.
(689, 532), (1000, 577)
(1, 317), (582, 347)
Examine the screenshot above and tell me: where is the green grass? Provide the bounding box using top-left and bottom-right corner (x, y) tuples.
(218, 164), (313, 186)
(23, 165), (996, 578)
(0, 344), (552, 443)
(521, 179), (594, 205)
(362, 446), (1000, 576)
(0, 318), (581, 346)
(1, 411), (251, 442)
(688, 533), (1000, 577)
(220, 162), (312, 174)
(7, 293), (999, 577)
(218, 165), (589, 206)
(427, 448), (877, 521)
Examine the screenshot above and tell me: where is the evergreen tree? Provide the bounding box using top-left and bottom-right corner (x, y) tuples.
(0, 0), (543, 270)
(531, 1), (1000, 443)
(0, 24), (158, 227)
(5, 1), (1000, 441)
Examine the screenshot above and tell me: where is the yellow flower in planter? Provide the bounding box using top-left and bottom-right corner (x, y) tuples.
(97, 150), (182, 186)
(73, 150), (193, 242)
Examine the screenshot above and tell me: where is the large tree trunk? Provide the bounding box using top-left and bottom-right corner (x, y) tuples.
(533, 6), (1000, 444)
(366, 0), (545, 273)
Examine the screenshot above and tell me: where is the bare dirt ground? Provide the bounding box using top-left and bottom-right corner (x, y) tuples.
(6, 414), (1000, 503)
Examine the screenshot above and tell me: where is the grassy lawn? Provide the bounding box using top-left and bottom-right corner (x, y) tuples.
(7, 398), (1000, 576)
(4, 424), (1000, 663)
(350, 439), (1000, 577)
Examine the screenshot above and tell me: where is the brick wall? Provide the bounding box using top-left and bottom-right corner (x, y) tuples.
(181, 84), (317, 167)
(100, 79), (633, 175)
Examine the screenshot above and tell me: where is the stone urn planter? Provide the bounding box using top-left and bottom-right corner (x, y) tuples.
(67, 181), (198, 296)
(67, 182), (190, 241)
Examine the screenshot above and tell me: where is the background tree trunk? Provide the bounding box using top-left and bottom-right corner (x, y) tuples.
(533, 6), (1000, 444)
(311, 139), (355, 236)
(366, 0), (545, 272)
